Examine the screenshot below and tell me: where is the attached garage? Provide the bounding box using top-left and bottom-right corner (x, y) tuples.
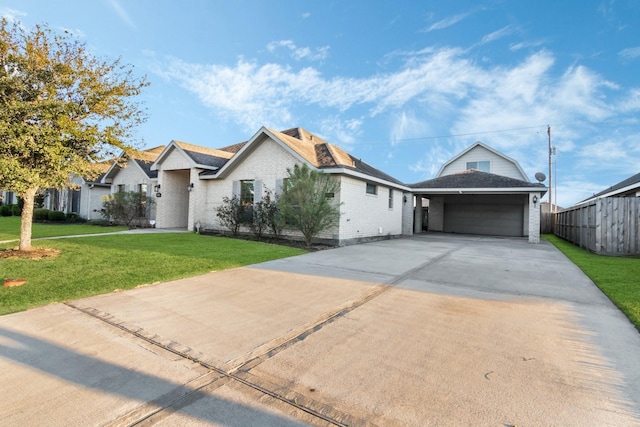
(443, 194), (525, 236)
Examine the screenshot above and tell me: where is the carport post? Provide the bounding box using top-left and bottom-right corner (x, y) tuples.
(414, 195), (422, 233)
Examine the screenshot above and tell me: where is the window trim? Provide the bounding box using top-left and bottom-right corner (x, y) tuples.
(366, 182), (377, 195)
(466, 160), (490, 172)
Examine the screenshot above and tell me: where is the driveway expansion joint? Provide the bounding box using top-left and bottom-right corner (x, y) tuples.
(64, 301), (371, 427)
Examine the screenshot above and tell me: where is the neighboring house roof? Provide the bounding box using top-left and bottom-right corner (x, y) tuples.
(87, 162), (112, 184)
(409, 170), (546, 193)
(205, 126), (406, 188)
(217, 141), (248, 153)
(578, 172), (640, 204)
(103, 146), (166, 181)
(436, 141), (529, 181)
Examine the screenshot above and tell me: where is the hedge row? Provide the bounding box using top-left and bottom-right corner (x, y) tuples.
(33, 208), (77, 222)
(0, 204), (21, 216)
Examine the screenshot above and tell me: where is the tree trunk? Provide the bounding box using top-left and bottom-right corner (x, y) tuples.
(19, 187), (38, 251)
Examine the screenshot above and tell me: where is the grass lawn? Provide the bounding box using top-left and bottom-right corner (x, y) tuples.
(0, 216), (127, 241)
(0, 233), (306, 315)
(544, 234), (640, 330)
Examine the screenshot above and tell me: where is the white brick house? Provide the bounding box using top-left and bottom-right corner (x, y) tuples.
(151, 127), (413, 246)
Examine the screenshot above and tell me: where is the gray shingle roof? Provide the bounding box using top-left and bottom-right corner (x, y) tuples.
(409, 170), (545, 189)
(134, 159), (158, 179)
(182, 149), (231, 169)
(587, 172), (640, 199)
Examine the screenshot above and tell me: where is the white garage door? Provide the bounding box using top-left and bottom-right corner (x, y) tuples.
(444, 202), (523, 236)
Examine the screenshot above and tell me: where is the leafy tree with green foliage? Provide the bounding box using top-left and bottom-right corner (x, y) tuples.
(0, 19), (148, 251)
(101, 192), (153, 228)
(216, 195), (245, 236)
(278, 164), (341, 247)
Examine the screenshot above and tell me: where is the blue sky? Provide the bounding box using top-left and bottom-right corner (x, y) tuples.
(2, 0), (639, 206)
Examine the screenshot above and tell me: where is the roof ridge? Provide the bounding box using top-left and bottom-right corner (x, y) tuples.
(174, 140), (234, 159)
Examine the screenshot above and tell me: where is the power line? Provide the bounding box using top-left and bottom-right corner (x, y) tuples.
(392, 124), (549, 143)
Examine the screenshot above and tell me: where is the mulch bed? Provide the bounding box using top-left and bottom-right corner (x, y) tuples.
(0, 247), (61, 260)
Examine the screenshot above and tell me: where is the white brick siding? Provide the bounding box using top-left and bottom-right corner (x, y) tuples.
(80, 185), (110, 220)
(528, 193), (542, 243)
(336, 176), (404, 243)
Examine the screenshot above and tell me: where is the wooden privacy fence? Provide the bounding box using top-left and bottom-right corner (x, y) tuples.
(553, 197), (640, 255)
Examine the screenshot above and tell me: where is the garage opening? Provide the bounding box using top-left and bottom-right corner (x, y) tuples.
(443, 194), (525, 237)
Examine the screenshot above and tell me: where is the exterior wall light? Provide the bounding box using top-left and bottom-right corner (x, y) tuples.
(532, 195), (538, 205)
(188, 183), (194, 192)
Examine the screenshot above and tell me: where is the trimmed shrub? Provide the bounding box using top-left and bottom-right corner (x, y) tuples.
(33, 208), (51, 221)
(11, 204), (21, 216)
(65, 213), (83, 223)
(0, 205), (11, 216)
(47, 210), (67, 221)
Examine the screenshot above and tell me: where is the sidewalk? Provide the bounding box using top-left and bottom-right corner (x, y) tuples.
(0, 227), (189, 245)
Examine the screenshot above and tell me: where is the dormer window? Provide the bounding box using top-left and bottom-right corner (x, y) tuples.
(466, 161), (490, 172)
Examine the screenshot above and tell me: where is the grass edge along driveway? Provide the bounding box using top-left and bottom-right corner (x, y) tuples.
(0, 233), (306, 316)
(544, 234), (640, 331)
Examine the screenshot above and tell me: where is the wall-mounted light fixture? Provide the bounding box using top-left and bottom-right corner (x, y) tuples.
(188, 183), (194, 192)
(532, 195), (538, 205)
(154, 184), (161, 192)
(403, 195), (408, 203)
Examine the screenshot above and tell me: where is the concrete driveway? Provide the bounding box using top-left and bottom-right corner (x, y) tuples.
(1, 234), (639, 426)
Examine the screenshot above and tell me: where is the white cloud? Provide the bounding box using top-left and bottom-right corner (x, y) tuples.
(390, 111), (432, 146)
(619, 46), (640, 60)
(157, 44), (633, 172)
(0, 7), (26, 22)
(267, 40), (329, 61)
(479, 25), (514, 45)
(107, 0), (136, 30)
(423, 12), (472, 32)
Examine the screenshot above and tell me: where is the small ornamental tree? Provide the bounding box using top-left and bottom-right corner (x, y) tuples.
(278, 164), (341, 247)
(216, 195), (245, 236)
(0, 19), (148, 251)
(250, 188), (282, 239)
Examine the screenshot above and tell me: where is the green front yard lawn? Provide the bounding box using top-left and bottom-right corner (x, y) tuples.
(544, 234), (640, 330)
(0, 233), (306, 315)
(0, 216), (127, 241)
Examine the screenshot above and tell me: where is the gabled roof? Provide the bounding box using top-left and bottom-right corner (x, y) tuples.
(103, 146), (166, 181)
(409, 170), (546, 193)
(152, 140), (234, 171)
(206, 126), (406, 188)
(436, 141), (529, 181)
(578, 172), (640, 204)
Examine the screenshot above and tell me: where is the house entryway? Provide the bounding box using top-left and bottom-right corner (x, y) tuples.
(156, 169), (190, 229)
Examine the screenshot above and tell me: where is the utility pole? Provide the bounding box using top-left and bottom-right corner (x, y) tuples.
(548, 125), (553, 213)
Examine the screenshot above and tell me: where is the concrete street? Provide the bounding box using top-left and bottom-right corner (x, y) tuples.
(1, 233), (639, 426)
